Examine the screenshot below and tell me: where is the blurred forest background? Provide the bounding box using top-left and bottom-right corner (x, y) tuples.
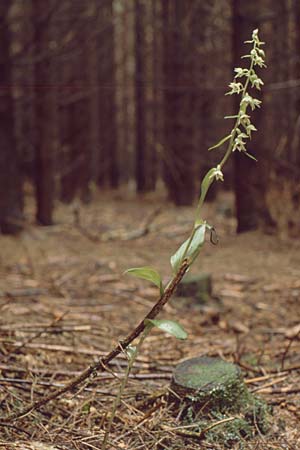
(0, 0), (299, 236)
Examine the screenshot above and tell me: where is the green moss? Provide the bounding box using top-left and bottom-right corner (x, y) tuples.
(170, 357), (271, 447)
(173, 356), (249, 413)
(182, 401), (271, 449)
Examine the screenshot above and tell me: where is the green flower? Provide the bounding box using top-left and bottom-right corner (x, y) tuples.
(227, 81), (244, 95)
(209, 165), (224, 181)
(241, 93), (262, 111)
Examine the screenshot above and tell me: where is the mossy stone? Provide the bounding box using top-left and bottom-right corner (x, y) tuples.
(171, 356), (248, 413)
(169, 356), (271, 446)
(176, 273), (212, 304)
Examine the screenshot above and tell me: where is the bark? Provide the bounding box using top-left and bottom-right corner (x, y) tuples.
(59, 1), (78, 204)
(98, 0), (118, 188)
(152, 0), (163, 185)
(232, 0), (261, 232)
(33, 0), (57, 225)
(292, 0), (300, 166)
(87, 0), (101, 188)
(135, 0), (148, 192)
(0, 3), (23, 234)
(162, 0), (196, 206)
(135, 0), (157, 192)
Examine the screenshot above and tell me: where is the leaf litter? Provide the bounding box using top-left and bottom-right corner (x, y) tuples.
(0, 191), (299, 449)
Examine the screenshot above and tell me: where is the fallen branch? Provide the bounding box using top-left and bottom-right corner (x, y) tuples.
(2, 312), (67, 361)
(0, 259), (189, 423)
(0, 288), (48, 298)
(73, 206), (161, 243)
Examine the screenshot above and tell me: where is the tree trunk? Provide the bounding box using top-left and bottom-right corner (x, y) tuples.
(88, 0), (101, 189)
(33, 0), (57, 225)
(0, 3), (23, 234)
(162, 0), (196, 206)
(12, 0), (36, 187)
(59, 1), (77, 204)
(98, 0), (118, 188)
(135, 0), (148, 192)
(232, 0), (261, 232)
(152, 0), (163, 186)
(292, 0), (300, 166)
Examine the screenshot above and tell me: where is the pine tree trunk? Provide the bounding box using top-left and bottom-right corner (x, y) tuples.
(152, 0), (163, 186)
(135, 0), (148, 192)
(232, 0), (261, 232)
(98, 0), (118, 188)
(0, 3), (23, 234)
(162, 0), (196, 206)
(33, 0), (57, 225)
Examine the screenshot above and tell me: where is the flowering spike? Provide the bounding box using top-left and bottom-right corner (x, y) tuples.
(207, 29), (265, 162)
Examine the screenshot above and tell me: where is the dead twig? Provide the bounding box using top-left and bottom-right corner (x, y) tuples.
(251, 375), (288, 393)
(163, 416), (238, 440)
(245, 372), (287, 384)
(0, 288), (48, 298)
(255, 386), (300, 395)
(2, 312), (67, 361)
(74, 206), (161, 243)
(121, 206), (162, 241)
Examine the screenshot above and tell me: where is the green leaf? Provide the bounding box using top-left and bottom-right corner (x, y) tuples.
(224, 115), (239, 119)
(208, 134), (231, 151)
(124, 267), (163, 294)
(170, 224), (206, 273)
(198, 168), (216, 209)
(125, 345), (136, 360)
(244, 151), (257, 162)
(145, 319), (188, 340)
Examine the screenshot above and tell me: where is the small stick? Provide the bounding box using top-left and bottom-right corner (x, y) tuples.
(164, 417), (238, 440)
(2, 312), (67, 361)
(245, 372), (287, 384)
(251, 376), (288, 393)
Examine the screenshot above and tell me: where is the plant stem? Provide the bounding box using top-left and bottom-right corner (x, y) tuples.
(102, 326), (151, 450)
(220, 56), (255, 169)
(181, 52), (256, 264)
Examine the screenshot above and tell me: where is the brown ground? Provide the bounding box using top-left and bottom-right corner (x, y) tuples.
(0, 191), (299, 449)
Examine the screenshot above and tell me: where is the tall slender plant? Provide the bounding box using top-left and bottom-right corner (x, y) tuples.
(101, 29), (266, 448)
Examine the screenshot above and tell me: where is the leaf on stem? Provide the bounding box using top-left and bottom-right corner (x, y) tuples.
(199, 167), (215, 205)
(170, 224), (206, 273)
(208, 134), (232, 151)
(124, 267), (163, 294)
(145, 319), (188, 340)
(244, 151), (258, 162)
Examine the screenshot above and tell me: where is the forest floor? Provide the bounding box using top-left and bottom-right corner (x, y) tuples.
(0, 190), (299, 450)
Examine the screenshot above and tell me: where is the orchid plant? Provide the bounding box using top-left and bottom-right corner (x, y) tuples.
(102, 29), (266, 449)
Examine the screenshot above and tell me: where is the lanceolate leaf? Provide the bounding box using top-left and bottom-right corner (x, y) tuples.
(208, 134), (231, 151)
(244, 151), (258, 162)
(145, 319), (188, 340)
(170, 224), (206, 273)
(124, 267), (163, 294)
(224, 115), (239, 119)
(199, 168), (215, 208)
